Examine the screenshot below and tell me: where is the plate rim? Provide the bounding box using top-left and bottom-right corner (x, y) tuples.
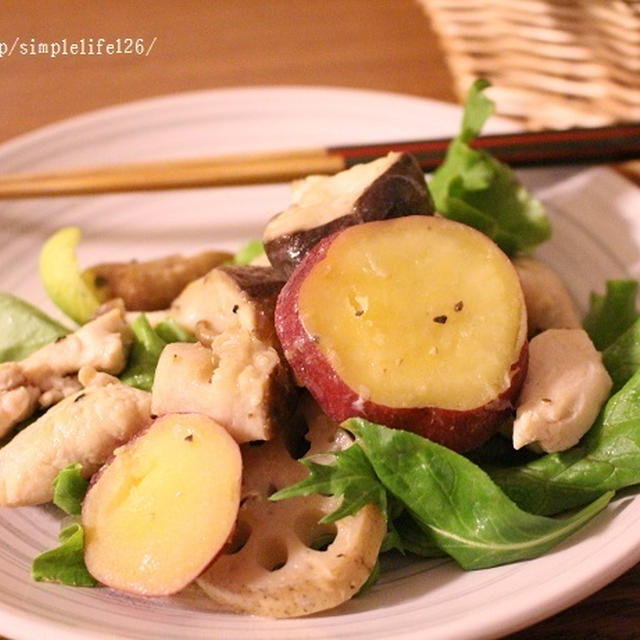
(0, 84), (460, 163)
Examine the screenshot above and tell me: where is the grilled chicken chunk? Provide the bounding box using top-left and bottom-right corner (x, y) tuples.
(262, 152), (434, 278)
(0, 368), (151, 507)
(152, 337), (290, 443)
(0, 307), (132, 437)
(513, 329), (612, 452)
(161, 265), (298, 442)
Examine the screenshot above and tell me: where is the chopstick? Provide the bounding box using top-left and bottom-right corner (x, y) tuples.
(1, 122), (639, 198)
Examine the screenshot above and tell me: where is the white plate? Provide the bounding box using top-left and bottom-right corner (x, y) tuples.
(1, 86), (640, 640)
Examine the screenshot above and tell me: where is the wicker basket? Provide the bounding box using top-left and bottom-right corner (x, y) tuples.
(418, 0), (640, 129)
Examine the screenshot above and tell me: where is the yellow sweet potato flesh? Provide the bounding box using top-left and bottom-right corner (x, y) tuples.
(82, 413), (241, 596)
(298, 216), (526, 410)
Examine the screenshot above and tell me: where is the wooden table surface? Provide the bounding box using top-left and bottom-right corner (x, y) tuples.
(0, 1), (638, 639)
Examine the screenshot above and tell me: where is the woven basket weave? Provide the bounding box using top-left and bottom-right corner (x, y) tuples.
(418, 0), (640, 129)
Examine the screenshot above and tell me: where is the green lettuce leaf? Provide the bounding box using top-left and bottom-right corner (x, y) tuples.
(390, 512), (444, 558)
(271, 442), (406, 553)
(32, 466), (94, 586)
(428, 80), (551, 256)
(347, 419), (611, 570)
(153, 317), (196, 344)
(0, 292), (69, 362)
(31, 522), (96, 587)
(52, 463), (89, 516)
(274, 419), (612, 570)
(603, 317), (640, 392)
(459, 78), (495, 143)
(119, 314), (166, 391)
(492, 365), (640, 515)
(119, 314), (193, 391)
(232, 239), (265, 266)
(271, 443), (389, 523)
(584, 279), (639, 351)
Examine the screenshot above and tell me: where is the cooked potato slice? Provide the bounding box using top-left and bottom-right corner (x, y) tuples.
(276, 215), (528, 452)
(83, 250), (232, 311)
(83, 413), (242, 596)
(197, 398), (385, 618)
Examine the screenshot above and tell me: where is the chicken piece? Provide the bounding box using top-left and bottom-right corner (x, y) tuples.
(513, 256), (582, 338)
(83, 249), (232, 311)
(22, 306), (132, 380)
(0, 367), (151, 507)
(0, 306), (132, 438)
(162, 265), (299, 442)
(151, 335), (293, 443)
(0, 364), (39, 435)
(170, 265), (284, 342)
(0, 385), (41, 435)
(197, 397), (386, 618)
(262, 152), (434, 278)
(512, 328), (612, 452)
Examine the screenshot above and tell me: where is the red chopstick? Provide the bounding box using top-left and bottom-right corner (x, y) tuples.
(0, 122), (638, 198)
(334, 122), (640, 171)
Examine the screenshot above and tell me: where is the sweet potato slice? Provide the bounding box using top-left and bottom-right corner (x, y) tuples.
(197, 398), (385, 618)
(275, 215), (528, 452)
(82, 413), (242, 596)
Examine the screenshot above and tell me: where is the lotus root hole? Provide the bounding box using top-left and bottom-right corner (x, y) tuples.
(257, 538), (289, 572)
(227, 519), (252, 554)
(294, 510), (338, 551)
